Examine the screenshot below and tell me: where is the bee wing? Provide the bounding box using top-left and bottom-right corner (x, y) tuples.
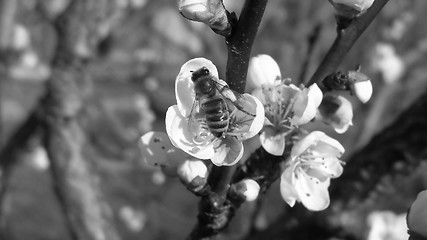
(212, 79), (256, 117)
(187, 93), (205, 127)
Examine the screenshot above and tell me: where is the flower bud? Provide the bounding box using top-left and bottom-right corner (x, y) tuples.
(329, 0), (375, 18)
(229, 179), (260, 202)
(177, 159), (208, 186)
(246, 54), (281, 92)
(178, 0), (210, 21)
(407, 190), (427, 238)
(350, 76), (372, 103)
(317, 94), (353, 134)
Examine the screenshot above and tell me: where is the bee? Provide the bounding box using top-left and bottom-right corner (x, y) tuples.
(190, 67), (256, 138)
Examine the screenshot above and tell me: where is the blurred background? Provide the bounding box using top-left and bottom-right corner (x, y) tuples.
(1, 0), (427, 239)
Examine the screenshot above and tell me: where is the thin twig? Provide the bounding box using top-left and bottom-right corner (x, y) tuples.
(305, 0), (390, 88)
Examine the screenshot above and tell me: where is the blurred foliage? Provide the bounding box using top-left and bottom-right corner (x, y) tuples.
(1, 0), (427, 239)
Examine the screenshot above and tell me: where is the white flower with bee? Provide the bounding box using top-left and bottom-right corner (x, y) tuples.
(166, 58), (265, 166)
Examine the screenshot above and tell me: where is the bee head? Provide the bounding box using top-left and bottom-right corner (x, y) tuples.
(191, 67), (210, 82)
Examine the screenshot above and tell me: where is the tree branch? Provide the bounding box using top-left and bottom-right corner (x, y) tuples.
(305, 0), (389, 88)
(187, 0), (268, 239)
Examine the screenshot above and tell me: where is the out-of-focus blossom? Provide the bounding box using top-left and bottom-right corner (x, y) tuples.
(407, 190), (427, 238)
(280, 131), (344, 211)
(119, 206), (147, 232)
(10, 50), (51, 82)
(177, 159), (208, 185)
(229, 179), (261, 202)
(246, 54), (281, 93)
(166, 58), (264, 166)
(371, 43), (405, 84)
(317, 94), (353, 134)
(139, 131), (188, 176)
(367, 211), (408, 240)
(10, 24), (31, 51)
(247, 55), (322, 156)
(329, 0), (375, 18)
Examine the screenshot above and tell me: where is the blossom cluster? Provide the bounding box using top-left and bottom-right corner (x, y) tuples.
(140, 54), (372, 211)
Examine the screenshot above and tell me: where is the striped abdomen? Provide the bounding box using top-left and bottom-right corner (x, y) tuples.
(203, 97), (229, 138)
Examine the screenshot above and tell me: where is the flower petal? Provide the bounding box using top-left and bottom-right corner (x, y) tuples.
(246, 54), (281, 92)
(140, 131), (172, 167)
(260, 127), (285, 156)
(231, 94), (265, 140)
(165, 105), (216, 159)
(175, 58), (219, 117)
(318, 94), (353, 134)
(280, 163), (299, 207)
(291, 131), (344, 159)
(306, 157), (344, 180)
(292, 83), (323, 125)
(294, 167), (331, 211)
(139, 131), (187, 169)
(211, 137), (243, 166)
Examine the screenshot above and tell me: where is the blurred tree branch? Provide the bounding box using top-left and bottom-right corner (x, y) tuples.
(0, 0), (19, 237)
(41, 0), (121, 240)
(0, 0), (122, 239)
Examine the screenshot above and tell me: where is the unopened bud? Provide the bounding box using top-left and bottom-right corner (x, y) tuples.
(246, 54), (281, 92)
(230, 179), (260, 202)
(407, 190), (427, 238)
(350, 76), (372, 103)
(329, 0), (375, 18)
(318, 94), (353, 134)
(178, 0), (231, 35)
(178, 0), (210, 21)
(177, 159), (208, 186)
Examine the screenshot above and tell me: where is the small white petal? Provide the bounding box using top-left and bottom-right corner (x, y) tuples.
(280, 163), (299, 207)
(210, 137), (244, 166)
(165, 105), (216, 159)
(260, 127), (285, 156)
(294, 168), (331, 211)
(246, 54), (281, 92)
(291, 131), (345, 159)
(318, 94), (353, 134)
(353, 80), (373, 103)
(291, 83), (323, 125)
(240, 179), (261, 202)
(177, 159), (208, 184)
(239, 94), (265, 140)
(139, 131), (172, 167)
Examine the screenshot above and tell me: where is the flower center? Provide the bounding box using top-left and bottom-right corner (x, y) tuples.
(262, 85), (297, 133)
